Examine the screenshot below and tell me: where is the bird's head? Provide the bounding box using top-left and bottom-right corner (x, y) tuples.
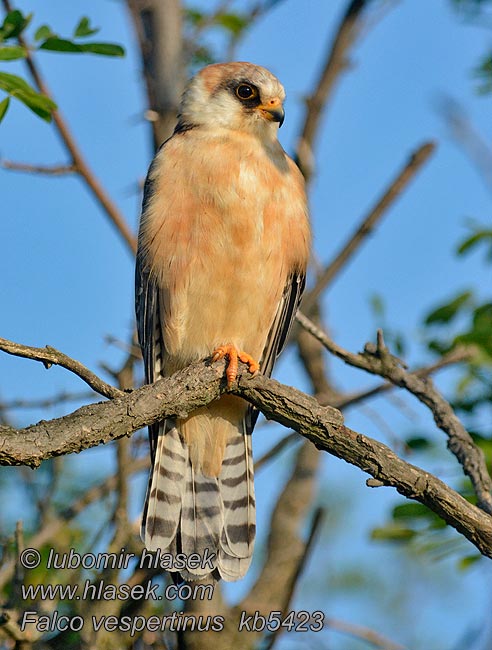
(177, 62), (285, 138)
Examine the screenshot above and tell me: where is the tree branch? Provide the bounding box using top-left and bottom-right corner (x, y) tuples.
(242, 441), (320, 615)
(0, 160), (76, 175)
(1, 352), (492, 559)
(296, 0), (375, 179)
(332, 345), (474, 409)
(301, 141), (436, 314)
(261, 506), (325, 650)
(0, 458), (148, 591)
(2, 0), (137, 254)
(126, 0), (184, 150)
(0, 337), (123, 400)
(326, 616), (406, 650)
(296, 312), (492, 514)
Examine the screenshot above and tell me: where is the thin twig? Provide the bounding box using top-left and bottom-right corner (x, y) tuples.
(1, 160), (76, 175)
(301, 141), (436, 314)
(0, 457), (148, 590)
(296, 0), (372, 179)
(439, 95), (492, 195)
(2, 0), (136, 254)
(110, 348), (135, 551)
(0, 389), (97, 411)
(255, 432), (299, 471)
(326, 616), (406, 650)
(296, 311), (492, 514)
(0, 336), (123, 400)
(333, 345), (474, 409)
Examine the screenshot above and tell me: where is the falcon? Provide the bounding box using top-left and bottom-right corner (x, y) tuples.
(135, 62), (310, 581)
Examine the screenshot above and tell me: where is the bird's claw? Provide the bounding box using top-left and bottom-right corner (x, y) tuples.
(212, 344), (259, 388)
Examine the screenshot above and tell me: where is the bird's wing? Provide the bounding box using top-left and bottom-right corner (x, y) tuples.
(135, 158), (166, 461)
(245, 270), (306, 434)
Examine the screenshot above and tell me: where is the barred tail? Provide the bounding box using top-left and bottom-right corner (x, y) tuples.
(141, 419), (256, 582)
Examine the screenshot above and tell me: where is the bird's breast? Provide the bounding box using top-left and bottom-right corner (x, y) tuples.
(140, 132), (309, 371)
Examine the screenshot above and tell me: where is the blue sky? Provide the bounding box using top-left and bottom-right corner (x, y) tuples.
(1, 1), (492, 648)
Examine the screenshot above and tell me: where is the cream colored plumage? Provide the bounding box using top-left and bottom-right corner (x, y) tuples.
(136, 62), (310, 581)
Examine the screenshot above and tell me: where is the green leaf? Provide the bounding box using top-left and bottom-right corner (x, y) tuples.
(0, 70), (37, 94)
(0, 96), (10, 122)
(185, 9), (204, 26)
(39, 37), (83, 53)
(457, 229), (492, 256)
(77, 42), (125, 57)
(0, 72), (56, 121)
(369, 293), (385, 318)
(216, 13), (249, 36)
(474, 52), (492, 94)
(0, 10), (31, 41)
(74, 16), (100, 38)
(371, 525), (416, 542)
(191, 46), (215, 67)
(34, 25), (56, 42)
(405, 436), (433, 451)
(0, 45), (26, 60)
(39, 37), (124, 57)
(458, 554), (481, 570)
(455, 303), (492, 358)
(424, 291), (473, 325)
(392, 503), (431, 519)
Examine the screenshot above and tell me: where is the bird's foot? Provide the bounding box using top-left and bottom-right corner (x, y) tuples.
(211, 344), (259, 388)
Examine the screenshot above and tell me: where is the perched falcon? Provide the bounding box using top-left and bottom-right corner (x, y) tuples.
(135, 62), (310, 581)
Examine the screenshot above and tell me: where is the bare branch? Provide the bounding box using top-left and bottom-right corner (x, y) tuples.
(326, 616), (406, 650)
(0, 458), (148, 591)
(333, 345), (474, 410)
(1, 353), (492, 558)
(301, 141), (436, 314)
(0, 160), (76, 175)
(255, 431), (298, 470)
(296, 0), (377, 178)
(296, 312), (492, 514)
(2, 0), (137, 254)
(243, 441), (320, 615)
(261, 507), (325, 650)
(126, 0), (184, 150)
(0, 390), (97, 411)
(439, 95), (492, 195)
(0, 337), (123, 400)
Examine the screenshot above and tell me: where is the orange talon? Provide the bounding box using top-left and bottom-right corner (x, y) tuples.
(212, 344), (259, 388)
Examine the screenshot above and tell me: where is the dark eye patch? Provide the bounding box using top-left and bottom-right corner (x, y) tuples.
(220, 79), (261, 108)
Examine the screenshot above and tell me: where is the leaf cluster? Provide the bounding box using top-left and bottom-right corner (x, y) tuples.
(0, 11), (124, 124)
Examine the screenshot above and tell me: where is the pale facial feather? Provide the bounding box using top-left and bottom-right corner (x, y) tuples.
(178, 62), (286, 138)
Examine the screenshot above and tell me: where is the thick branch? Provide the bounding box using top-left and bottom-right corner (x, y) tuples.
(1, 356), (492, 559)
(296, 312), (492, 514)
(126, 0), (184, 150)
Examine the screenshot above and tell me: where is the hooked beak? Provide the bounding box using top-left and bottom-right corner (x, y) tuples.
(258, 98), (285, 127)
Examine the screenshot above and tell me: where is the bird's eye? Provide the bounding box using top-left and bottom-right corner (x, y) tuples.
(236, 84), (257, 100)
